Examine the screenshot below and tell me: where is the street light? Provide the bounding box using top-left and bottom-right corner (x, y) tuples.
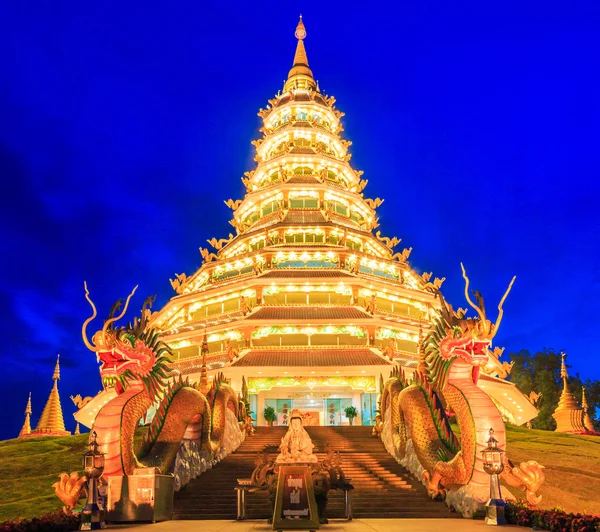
(481, 428), (506, 526)
(80, 431), (106, 530)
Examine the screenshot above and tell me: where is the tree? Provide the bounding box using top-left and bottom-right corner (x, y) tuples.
(506, 348), (599, 430)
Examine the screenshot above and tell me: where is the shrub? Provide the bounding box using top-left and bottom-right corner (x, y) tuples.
(0, 510), (80, 532)
(506, 501), (600, 531)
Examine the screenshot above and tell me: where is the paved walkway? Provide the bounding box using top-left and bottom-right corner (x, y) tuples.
(121, 519), (528, 531)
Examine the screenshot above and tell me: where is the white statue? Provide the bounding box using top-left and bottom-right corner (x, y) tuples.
(276, 409), (318, 463)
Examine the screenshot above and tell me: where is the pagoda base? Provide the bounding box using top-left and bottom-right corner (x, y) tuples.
(24, 430), (72, 438)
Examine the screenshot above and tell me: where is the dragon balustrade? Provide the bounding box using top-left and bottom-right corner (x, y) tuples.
(379, 264), (545, 516)
(79, 283), (251, 487)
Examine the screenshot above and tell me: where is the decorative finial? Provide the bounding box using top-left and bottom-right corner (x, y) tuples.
(53, 354), (61, 381)
(295, 15), (307, 40)
(560, 352), (568, 382)
(26, 392), (32, 415)
(285, 15), (315, 92)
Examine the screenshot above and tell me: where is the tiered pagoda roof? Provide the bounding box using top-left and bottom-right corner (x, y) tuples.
(146, 18), (510, 388)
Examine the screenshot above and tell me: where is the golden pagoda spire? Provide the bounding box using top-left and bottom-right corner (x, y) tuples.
(582, 387), (596, 432)
(75, 422), (81, 435)
(552, 353), (586, 433)
(18, 392), (32, 438)
(31, 354), (71, 437)
(284, 15), (316, 92)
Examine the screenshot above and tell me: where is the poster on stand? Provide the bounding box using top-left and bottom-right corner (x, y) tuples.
(272, 466), (320, 530)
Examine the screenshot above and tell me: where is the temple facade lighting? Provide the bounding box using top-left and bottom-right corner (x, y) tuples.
(75, 17), (537, 429)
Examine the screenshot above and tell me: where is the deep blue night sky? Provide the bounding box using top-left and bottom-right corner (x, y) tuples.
(0, 1), (598, 440)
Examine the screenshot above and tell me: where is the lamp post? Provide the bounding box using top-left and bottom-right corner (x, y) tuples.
(481, 428), (506, 526)
(80, 431), (106, 530)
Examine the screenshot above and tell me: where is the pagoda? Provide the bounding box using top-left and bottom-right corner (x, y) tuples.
(552, 353), (588, 433)
(28, 355), (71, 437)
(18, 392), (32, 438)
(75, 18), (536, 428)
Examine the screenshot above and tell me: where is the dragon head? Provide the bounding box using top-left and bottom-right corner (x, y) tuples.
(82, 283), (172, 400)
(424, 264), (515, 387)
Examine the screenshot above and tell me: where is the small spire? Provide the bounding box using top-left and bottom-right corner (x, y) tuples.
(18, 393), (32, 438)
(582, 387), (596, 432)
(75, 422), (81, 435)
(25, 392), (32, 415)
(560, 352), (568, 384)
(53, 354), (61, 382)
(582, 386), (589, 411)
(284, 16), (316, 92)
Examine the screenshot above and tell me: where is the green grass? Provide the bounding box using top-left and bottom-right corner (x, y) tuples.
(0, 434), (88, 522)
(503, 424), (600, 515)
(1, 425), (599, 522)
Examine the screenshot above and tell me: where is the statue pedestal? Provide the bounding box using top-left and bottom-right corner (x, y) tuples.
(272, 465), (320, 531)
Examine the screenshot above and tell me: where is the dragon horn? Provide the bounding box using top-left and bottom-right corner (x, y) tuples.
(460, 263), (487, 324)
(82, 282), (100, 352)
(101, 285), (138, 338)
(491, 275), (516, 339)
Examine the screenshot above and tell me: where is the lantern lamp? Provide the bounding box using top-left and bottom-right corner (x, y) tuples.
(80, 431), (106, 530)
(481, 428), (506, 526)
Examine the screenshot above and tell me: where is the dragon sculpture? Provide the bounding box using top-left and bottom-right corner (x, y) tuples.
(80, 282), (250, 480)
(380, 264), (545, 514)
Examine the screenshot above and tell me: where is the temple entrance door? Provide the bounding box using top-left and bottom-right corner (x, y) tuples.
(257, 385), (364, 426)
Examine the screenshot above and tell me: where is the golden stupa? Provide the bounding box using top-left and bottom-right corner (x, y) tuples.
(552, 353), (586, 433)
(18, 392), (32, 438)
(29, 355), (71, 437)
(582, 387), (596, 432)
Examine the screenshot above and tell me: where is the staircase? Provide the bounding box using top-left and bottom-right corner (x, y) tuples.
(173, 426), (455, 520)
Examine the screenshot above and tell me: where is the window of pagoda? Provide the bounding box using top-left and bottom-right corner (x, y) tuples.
(325, 199), (348, 216)
(240, 207), (259, 227)
(324, 169), (349, 188)
(272, 251), (339, 269)
(250, 237), (266, 251)
(293, 131), (312, 148)
(295, 108), (308, 121)
(358, 289), (428, 319)
(284, 230), (326, 245)
(288, 190), (320, 209)
(251, 325), (368, 348)
(376, 328), (418, 353)
(262, 285), (353, 306)
(292, 165), (314, 176)
(346, 256), (400, 282)
(190, 290), (257, 320)
(260, 194), (283, 217)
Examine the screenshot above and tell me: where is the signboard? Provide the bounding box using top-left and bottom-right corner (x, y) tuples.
(272, 466), (320, 530)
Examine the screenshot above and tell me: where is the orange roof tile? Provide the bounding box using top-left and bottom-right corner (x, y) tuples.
(284, 211), (327, 224)
(231, 348), (391, 367)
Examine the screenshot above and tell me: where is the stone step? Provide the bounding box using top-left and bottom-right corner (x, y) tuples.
(173, 426), (452, 520)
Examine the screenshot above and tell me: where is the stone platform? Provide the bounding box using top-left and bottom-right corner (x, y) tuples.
(121, 518), (528, 531)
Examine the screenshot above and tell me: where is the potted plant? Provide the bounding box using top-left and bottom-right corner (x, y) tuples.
(344, 406), (358, 426)
(263, 406), (276, 427)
